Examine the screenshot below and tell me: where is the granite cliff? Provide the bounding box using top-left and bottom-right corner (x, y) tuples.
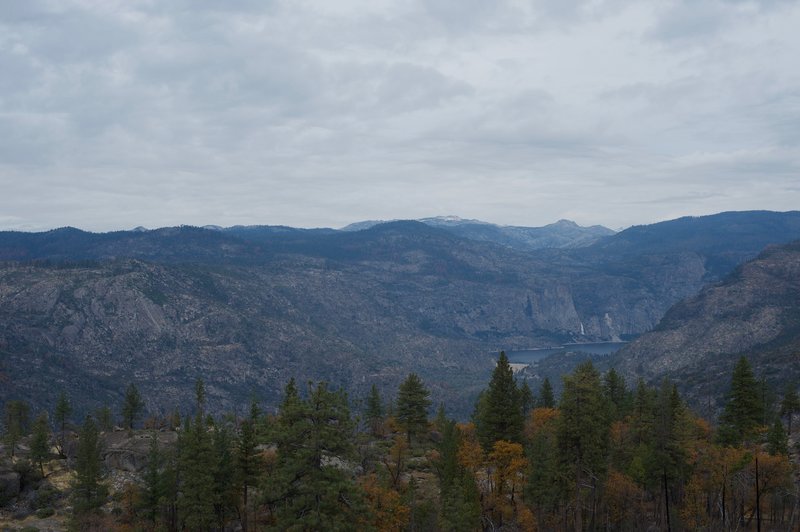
(611, 239), (800, 415)
(1, 211), (800, 417)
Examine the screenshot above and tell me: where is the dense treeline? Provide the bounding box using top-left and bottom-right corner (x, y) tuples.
(1, 354), (798, 530)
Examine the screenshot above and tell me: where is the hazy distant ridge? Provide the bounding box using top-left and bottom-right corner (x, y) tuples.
(341, 216), (616, 251)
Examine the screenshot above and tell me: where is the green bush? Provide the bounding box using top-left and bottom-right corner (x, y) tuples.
(33, 485), (59, 509)
(35, 506), (55, 518)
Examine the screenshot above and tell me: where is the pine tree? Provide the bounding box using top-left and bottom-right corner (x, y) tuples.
(71, 415), (107, 516)
(54, 391), (72, 458)
(519, 380), (534, 416)
(140, 433), (164, 524)
(195, 378), (206, 418)
(476, 351), (523, 448)
(30, 412), (51, 477)
(604, 368), (628, 420)
(526, 415), (562, 513)
(438, 422), (480, 531)
(631, 379), (656, 447)
(268, 381), (364, 530)
(365, 383), (383, 435)
(121, 383), (144, 429)
(557, 361), (610, 532)
(235, 418), (263, 532)
(2, 400), (30, 458)
(396, 373), (432, 445)
(780, 385), (799, 434)
(767, 419), (788, 456)
(652, 381), (689, 530)
(95, 405), (112, 431)
(717, 356), (763, 445)
(177, 414), (216, 529)
(539, 377), (555, 408)
(211, 424), (237, 527)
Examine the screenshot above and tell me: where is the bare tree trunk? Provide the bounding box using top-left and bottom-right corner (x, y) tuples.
(575, 465), (583, 532)
(663, 470), (671, 532)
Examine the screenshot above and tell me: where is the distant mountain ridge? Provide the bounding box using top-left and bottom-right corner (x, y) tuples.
(2, 210), (800, 417)
(341, 216), (615, 251)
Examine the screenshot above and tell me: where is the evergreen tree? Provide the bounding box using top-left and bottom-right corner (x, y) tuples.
(717, 356), (763, 445)
(2, 400), (30, 457)
(236, 418), (263, 532)
(140, 433), (164, 524)
(438, 422), (480, 531)
(652, 381), (690, 530)
(212, 423), (237, 527)
(121, 383), (144, 429)
(519, 380), (534, 416)
(396, 373), (431, 445)
(268, 381), (364, 530)
(95, 405), (113, 432)
(30, 412), (51, 477)
(631, 379), (656, 447)
(54, 391), (72, 458)
(767, 418), (788, 456)
(177, 414), (216, 529)
(780, 385), (799, 434)
(526, 417), (562, 513)
(160, 450), (180, 531)
(365, 384), (383, 435)
(476, 351), (523, 448)
(603, 368), (629, 420)
(557, 361), (610, 532)
(539, 377), (555, 408)
(71, 416), (107, 516)
(195, 378), (206, 418)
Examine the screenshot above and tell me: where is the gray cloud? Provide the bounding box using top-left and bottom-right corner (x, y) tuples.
(1, 0), (799, 231)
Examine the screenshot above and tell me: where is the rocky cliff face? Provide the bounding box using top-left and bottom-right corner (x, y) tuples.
(2, 212), (800, 417)
(612, 240), (800, 415)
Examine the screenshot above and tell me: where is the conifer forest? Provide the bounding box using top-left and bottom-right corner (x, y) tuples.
(1, 353), (798, 531)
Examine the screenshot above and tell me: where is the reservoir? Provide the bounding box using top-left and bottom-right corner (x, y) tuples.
(506, 342), (627, 364)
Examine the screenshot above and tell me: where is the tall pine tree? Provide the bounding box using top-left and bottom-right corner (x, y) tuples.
(30, 412), (51, 477)
(71, 416), (107, 517)
(268, 381), (364, 530)
(177, 382), (216, 529)
(365, 384), (384, 436)
(539, 377), (555, 408)
(121, 383), (144, 429)
(54, 391), (72, 458)
(780, 385), (799, 434)
(476, 351), (523, 448)
(396, 373), (431, 445)
(557, 361), (610, 532)
(717, 356), (763, 445)
(2, 400), (30, 457)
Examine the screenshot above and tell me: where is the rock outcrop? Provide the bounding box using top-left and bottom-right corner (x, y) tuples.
(612, 240), (800, 415)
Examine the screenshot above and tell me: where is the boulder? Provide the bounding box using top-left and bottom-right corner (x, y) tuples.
(102, 431), (178, 472)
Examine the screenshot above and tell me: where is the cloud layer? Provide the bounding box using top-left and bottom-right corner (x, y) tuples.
(2, 0), (799, 231)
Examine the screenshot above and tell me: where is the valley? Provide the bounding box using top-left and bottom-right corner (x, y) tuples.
(1, 210), (800, 419)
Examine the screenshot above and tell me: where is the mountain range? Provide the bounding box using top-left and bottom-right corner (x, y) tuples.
(610, 238), (800, 415)
(2, 210), (800, 418)
(341, 216), (616, 251)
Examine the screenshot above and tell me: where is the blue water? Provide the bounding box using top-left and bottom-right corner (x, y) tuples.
(506, 342), (627, 364)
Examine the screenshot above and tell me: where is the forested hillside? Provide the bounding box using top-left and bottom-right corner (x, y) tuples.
(3, 211), (800, 418)
(1, 355), (797, 531)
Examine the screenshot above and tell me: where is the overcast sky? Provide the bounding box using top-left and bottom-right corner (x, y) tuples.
(1, 0), (799, 232)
